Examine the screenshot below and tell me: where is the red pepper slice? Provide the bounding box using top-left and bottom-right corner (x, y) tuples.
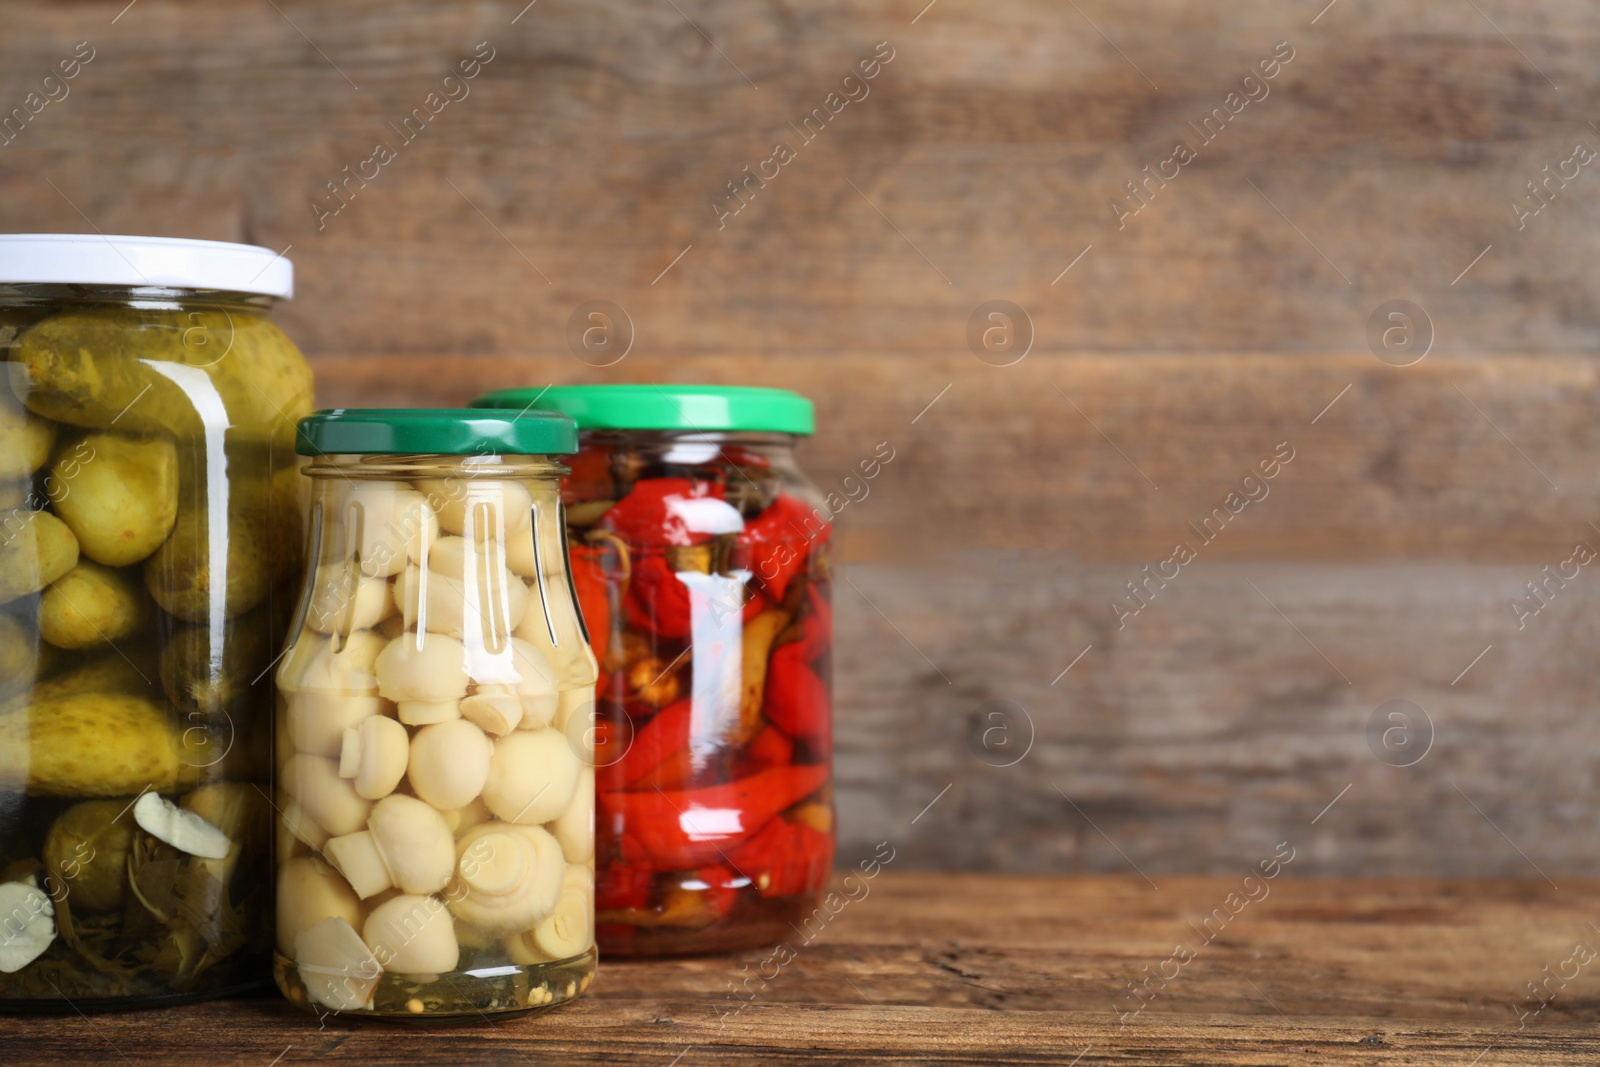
(624, 554), (694, 639)
(738, 494), (827, 603)
(762, 642), (830, 746)
(613, 698), (691, 788)
(562, 446), (615, 503)
(727, 817), (834, 898)
(600, 477), (724, 547)
(743, 724), (795, 771)
(599, 764), (829, 869)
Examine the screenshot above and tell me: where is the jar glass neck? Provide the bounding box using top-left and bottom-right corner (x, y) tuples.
(304, 453), (570, 482)
(0, 283), (277, 313)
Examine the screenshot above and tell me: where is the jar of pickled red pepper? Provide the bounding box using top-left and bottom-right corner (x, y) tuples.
(273, 410), (597, 1020)
(471, 386), (834, 956)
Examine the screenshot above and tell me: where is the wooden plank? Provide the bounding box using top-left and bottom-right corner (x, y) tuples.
(0, 1), (1595, 355)
(308, 352), (1600, 563)
(4, 875), (1598, 1064)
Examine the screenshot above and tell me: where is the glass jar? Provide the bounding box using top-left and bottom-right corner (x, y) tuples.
(273, 409), (597, 1021)
(0, 235), (309, 1008)
(472, 386), (835, 956)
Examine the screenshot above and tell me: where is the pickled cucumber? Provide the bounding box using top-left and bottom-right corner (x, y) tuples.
(0, 509), (79, 604)
(8, 307), (314, 441)
(145, 495), (292, 622)
(159, 606), (275, 716)
(38, 559), (146, 650)
(0, 395), (54, 480)
(43, 799), (137, 913)
(0, 691), (189, 796)
(51, 431), (178, 566)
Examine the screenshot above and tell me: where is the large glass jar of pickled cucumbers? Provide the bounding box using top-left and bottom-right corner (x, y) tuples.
(0, 235), (310, 1007)
(274, 409), (596, 1021)
(471, 386), (835, 957)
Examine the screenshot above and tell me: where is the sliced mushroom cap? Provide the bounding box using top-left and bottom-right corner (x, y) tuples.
(459, 685), (523, 736)
(447, 823), (565, 935)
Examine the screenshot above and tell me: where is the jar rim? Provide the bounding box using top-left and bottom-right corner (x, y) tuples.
(471, 384), (814, 435)
(296, 408), (578, 457)
(0, 234), (293, 298)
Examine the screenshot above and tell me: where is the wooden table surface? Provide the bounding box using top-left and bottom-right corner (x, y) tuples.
(5, 872), (1600, 1065)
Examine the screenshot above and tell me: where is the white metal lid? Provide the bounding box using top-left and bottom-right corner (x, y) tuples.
(0, 234), (293, 298)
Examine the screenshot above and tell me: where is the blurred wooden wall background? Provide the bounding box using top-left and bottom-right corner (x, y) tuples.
(4, 0), (1598, 876)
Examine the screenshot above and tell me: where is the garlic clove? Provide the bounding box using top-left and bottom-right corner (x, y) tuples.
(277, 856), (362, 957)
(324, 830), (394, 900)
(363, 893), (459, 976)
(407, 719), (492, 811)
(0, 879), (56, 973)
(482, 728), (580, 825)
(339, 715), (409, 800)
(295, 915), (382, 1010)
(133, 792), (231, 859)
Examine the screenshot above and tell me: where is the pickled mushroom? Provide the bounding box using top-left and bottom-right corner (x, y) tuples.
(481, 728), (580, 825)
(363, 893), (458, 976)
(294, 916), (381, 1011)
(447, 823), (564, 935)
(49, 431), (178, 567)
(277, 856), (362, 957)
(406, 719), (491, 811)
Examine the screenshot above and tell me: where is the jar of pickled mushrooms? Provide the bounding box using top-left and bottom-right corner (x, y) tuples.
(274, 409), (596, 1021)
(471, 385), (835, 956)
(0, 234), (309, 1008)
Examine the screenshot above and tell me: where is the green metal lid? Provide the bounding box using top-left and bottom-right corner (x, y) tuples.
(470, 385), (815, 435)
(295, 408), (578, 456)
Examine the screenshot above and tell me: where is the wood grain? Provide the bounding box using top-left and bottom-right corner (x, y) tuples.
(0, 0), (1596, 877)
(5, 874), (1599, 1065)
